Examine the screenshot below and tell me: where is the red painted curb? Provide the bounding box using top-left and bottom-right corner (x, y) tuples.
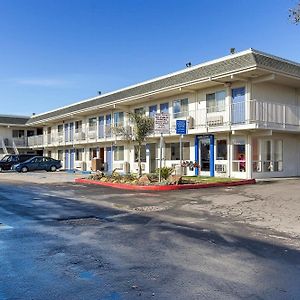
(75, 178), (256, 191)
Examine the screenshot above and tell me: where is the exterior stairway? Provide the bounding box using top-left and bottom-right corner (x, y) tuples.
(12, 140), (19, 154)
(1, 138), (8, 155)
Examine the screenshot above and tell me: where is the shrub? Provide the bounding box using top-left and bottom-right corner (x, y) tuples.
(155, 167), (174, 180)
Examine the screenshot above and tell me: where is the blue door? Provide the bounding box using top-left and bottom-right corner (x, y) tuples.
(64, 123), (69, 142)
(106, 147), (112, 172)
(70, 148), (75, 170)
(106, 115), (111, 137)
(99, 116), (104, 138)
(232, 87), (245, 124)
(69, 122), (74, 142)
(65, 150), (69, 169)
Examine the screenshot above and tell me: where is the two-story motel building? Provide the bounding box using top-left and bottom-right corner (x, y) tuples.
(2, 48), (300, 179)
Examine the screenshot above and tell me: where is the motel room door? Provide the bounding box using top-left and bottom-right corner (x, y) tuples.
(232, 87), (245, 124)
(70, 148), (75, 170)
(106, 147), (112, 172)
(65, 150), (69, 170)
(199, 137), (210, 174)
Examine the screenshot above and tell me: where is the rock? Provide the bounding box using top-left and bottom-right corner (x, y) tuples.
(138, 175), (151, 185)
(167, 175), (182, 185)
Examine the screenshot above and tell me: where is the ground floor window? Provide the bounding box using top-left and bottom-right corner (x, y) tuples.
(57, 150), (63, 161)
(89, 148), (97, 160)
(47, 151), (52, 158)
(134, 145), (146, 162)
(75, 148), (84, 161)
(165, 142), (190, 160)
(114, 146), (124, 161)
(216, 139), (227, 160)
(232, 138), (246, 172)
(252, 138), (283, 172)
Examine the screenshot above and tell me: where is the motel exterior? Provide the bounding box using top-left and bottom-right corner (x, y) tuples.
(2, 49), (300, 179)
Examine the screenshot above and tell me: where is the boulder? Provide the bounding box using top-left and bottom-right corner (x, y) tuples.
(138, 175), (151, 185)
(167, 175), (182, 185)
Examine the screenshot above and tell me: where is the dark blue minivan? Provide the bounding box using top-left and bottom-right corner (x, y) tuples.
(14, 156), (62, 173)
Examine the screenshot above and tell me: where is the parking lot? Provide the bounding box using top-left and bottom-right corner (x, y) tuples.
(1, 171), (300, 246)
(0, 170), (81, 184)
(1, 172), (300, 299)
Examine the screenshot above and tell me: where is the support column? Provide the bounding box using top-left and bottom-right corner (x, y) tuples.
(246, 134), (252, 179)
(210, 135), (215, 177)
(195, 136), (199, 176)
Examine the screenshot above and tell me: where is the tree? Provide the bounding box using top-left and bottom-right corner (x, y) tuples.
(289, 2), (300, 24)
(113, 111), (154, 177)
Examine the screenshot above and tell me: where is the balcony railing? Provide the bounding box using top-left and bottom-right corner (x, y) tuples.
(28, 135), (43, 147)
(1, 137), (27, 148)
(74, 130), (86, 141)
(25, 100), (300, 147)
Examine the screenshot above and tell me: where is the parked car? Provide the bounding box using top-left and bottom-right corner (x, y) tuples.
(14, 156), (62, 173)
(0, 154), (36, 172)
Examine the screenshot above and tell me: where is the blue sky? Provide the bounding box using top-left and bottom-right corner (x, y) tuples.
(0, 0), (299, 116)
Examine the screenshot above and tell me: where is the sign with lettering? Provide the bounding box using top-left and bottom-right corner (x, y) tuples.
(176, 120), (187, 135)
(154, 113), (169, 134)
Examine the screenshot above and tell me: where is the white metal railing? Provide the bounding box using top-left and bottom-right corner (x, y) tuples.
(249, 99), (300, 128)
(58, 133), (64, 144)
(253, 160), (283, 173)
(88, 126), (97, 139)
(74, 130), (86, 141)
(28, 135), (43, 147)
(13, 137), (27, 147)
(24, 100), (300, 147)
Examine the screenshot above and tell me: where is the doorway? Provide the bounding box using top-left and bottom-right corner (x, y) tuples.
(148, 143), (156, 173)
(232, 87), (245, 124)
(106, 147), (112, 172)
(200, 138), (210, 172)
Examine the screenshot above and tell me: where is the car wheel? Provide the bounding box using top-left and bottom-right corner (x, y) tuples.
(21, 166), (28, 173)
(50, 165), (57, 172)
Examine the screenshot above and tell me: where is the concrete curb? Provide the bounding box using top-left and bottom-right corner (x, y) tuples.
(75, 178), (256, 191)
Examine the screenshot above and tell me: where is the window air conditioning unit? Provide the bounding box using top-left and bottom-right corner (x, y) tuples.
(135, 163), (145, 171)
(207, 115), (223, 126)
(215, 164), (227, 173)
(113, 163), (124, 170)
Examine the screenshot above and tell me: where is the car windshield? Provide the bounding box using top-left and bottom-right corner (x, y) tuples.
(23, 157), (36, 163)
(0, 155), (10, 162)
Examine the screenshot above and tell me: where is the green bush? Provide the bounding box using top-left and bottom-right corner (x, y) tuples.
(155, 167), (174, 180)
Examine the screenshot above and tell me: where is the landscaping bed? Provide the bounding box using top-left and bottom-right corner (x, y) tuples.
(75, 170), (255, 191)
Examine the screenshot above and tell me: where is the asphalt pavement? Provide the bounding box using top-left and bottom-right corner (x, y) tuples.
(0, 180), (300, 299)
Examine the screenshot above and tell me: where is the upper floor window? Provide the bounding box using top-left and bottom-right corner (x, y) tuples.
(57, 125), (63, 134)
(113, 112), (124, 126)
(160, 102), (169, 114)
(173, 98), (188, 118)
(149, 105), (157, 118)
(206, 90), (226, 113)
(12, 130), (24, 138)
(75, 120), (82, 131)
(89, 118), (97, 131)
